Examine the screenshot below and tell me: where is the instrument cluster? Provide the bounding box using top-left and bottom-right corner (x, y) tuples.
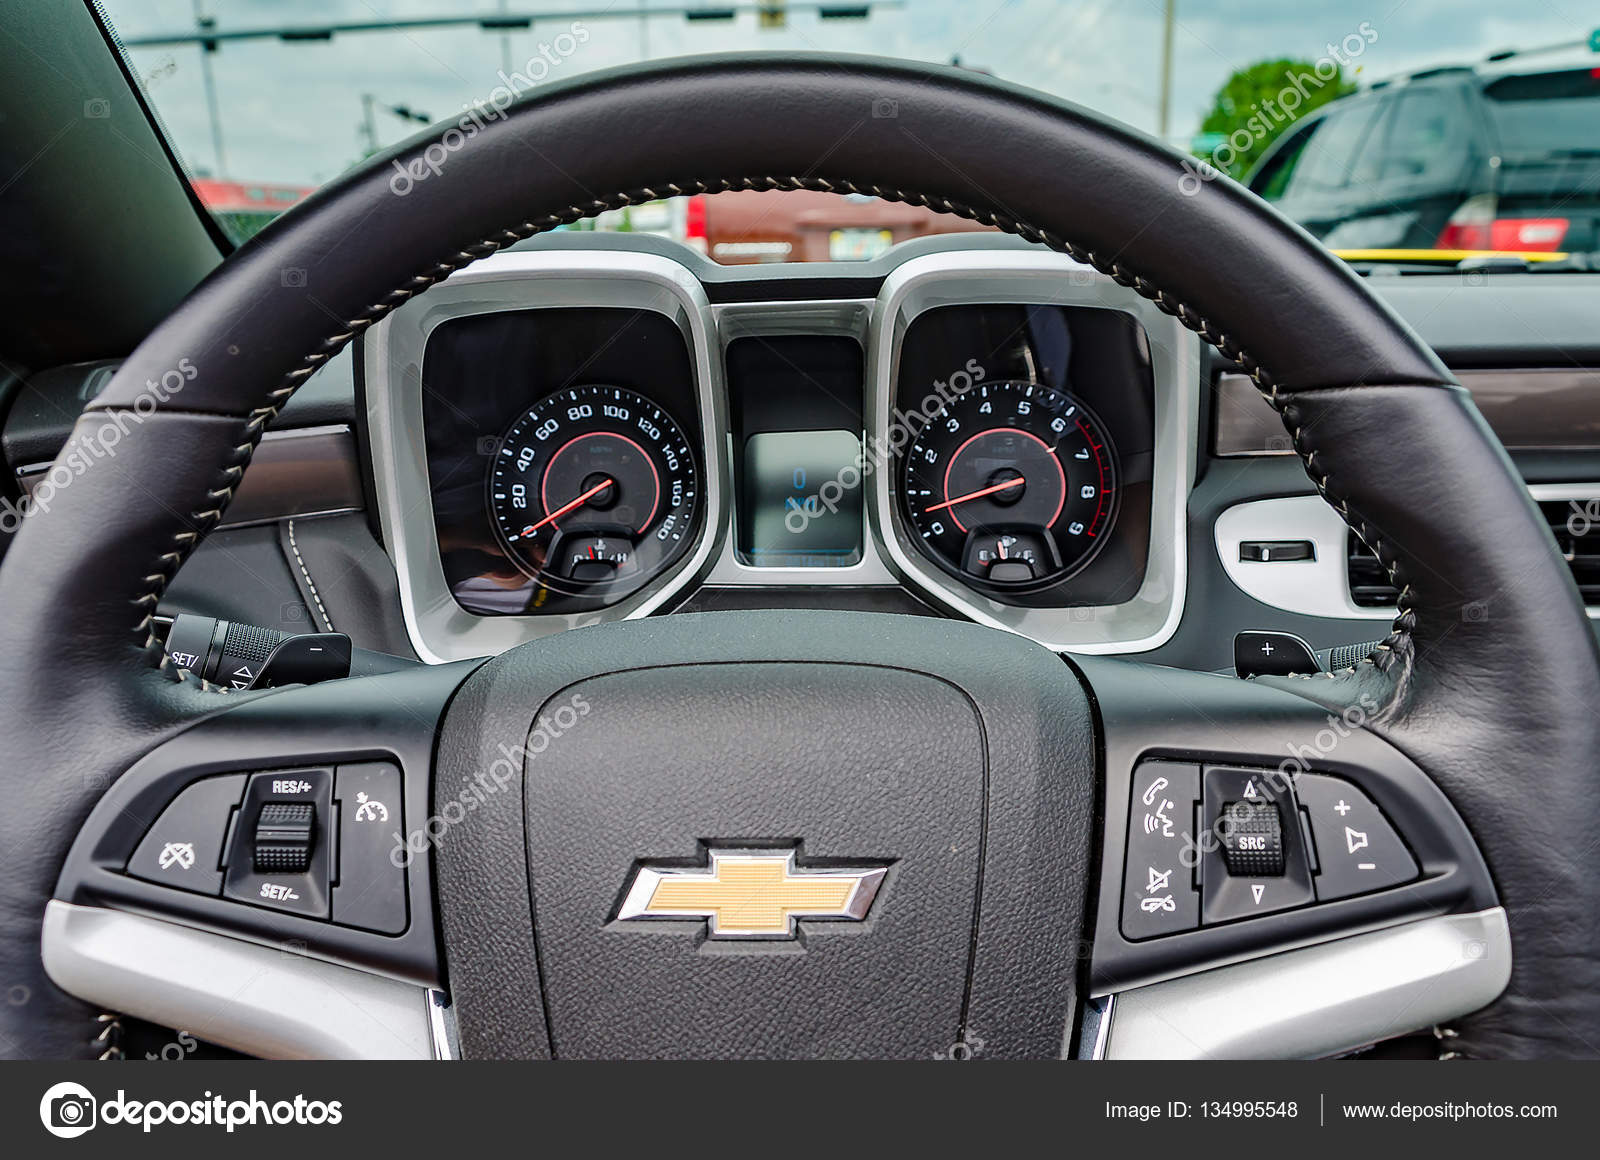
(398, 244), (1180, 658)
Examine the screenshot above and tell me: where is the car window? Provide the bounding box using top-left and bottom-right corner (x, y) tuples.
(1377, 89), (1457, 181)
(1286, 101), (1385, 196)
(1345, 102), (1394, 186)
(1485, 68), (1600, 159)
(1253, 122), (1316, 202)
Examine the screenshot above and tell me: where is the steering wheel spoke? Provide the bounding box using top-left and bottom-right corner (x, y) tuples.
(1076, 656), (1506, 1058)
(42, 662), (476, 1057)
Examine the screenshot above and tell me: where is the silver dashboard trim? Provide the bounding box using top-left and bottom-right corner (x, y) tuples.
(364, 250), (727, 664)
(1078, 993), (1116, 1059)
(1103, 907), (1511, 1059)
(1215, 495), (1391, 621)
(1216, 485), (1600, 622)
(41, 901), (434, 1060)
(867, 250), (1198, 653)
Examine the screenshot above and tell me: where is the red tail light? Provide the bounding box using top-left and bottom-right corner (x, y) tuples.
(1436, 216), (1569, 251)
(684, 194), (708, 254)
(1489, 217), (1569, 250)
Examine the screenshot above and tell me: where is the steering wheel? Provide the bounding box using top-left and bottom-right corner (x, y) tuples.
(4, 55), (1597, 1060)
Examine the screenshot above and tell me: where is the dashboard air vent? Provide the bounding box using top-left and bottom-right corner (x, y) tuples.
(1347, 496), (1600, 608)
(1345, 534), (1399, 607)
(1540, 497), (1600, 605)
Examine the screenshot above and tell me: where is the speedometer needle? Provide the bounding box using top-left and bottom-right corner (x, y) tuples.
(523, 476), (616, 534)
(925, 476), (1024, 514)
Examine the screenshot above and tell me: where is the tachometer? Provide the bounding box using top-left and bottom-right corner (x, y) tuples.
(900, 380), (1118, 589)
(489, 385), (699, 594)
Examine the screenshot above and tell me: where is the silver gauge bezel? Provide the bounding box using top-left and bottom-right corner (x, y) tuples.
(867, 249), (1198, 653)
(365, 250), (726, 664)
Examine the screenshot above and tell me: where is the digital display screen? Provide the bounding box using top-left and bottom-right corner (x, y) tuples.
(738, 430), (864, 568)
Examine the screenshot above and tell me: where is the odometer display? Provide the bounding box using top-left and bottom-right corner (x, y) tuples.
(488, 385), (699, 595)
(900, 380), (1118, 590)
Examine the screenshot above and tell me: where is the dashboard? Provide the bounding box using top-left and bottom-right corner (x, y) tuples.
(367, 238), (1194, 663)
(8, 232), (1600, 674)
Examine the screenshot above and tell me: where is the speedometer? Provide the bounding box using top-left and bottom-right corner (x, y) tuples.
(488, 385), (699, 595)
(900, 380), (1118, 590)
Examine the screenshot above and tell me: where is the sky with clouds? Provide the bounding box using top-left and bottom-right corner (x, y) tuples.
(99, 0), (1599, 186)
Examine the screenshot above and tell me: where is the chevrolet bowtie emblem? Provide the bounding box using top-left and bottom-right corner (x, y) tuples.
(616, 849), (889, 939)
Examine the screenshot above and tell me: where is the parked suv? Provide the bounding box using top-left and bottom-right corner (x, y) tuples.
(1248, 55), (1600, 254)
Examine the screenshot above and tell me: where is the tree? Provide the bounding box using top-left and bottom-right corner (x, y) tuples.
(1195, 58), (1354, 178)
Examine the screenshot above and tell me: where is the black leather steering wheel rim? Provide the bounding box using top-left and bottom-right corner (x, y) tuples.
(3, 53), (1598, 1059)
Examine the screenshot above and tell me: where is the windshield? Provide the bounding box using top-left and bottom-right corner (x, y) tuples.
(98, 1), (1600, 269)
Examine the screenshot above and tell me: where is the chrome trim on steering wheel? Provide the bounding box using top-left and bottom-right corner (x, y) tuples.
(1103, 907), (1511, 1059)
(41, 902), (435, 1060)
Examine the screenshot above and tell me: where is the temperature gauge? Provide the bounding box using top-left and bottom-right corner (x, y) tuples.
(557, 532), (639, 583)
(961, 530), (1060, 583)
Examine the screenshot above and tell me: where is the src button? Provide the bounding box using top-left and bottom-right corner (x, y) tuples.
(1218, 800), (1286, 877)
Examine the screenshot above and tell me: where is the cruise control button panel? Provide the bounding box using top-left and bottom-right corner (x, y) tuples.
(223, 769), (334, 919)
(1120, 762), (1200, 940)
(118, 764), (412, 937)
(127, 774), (246, 896)
(1298, 773), (1419, 900)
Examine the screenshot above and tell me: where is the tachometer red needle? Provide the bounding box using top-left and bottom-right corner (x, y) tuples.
(925, 476), (1024, 514)
(524, 476), (615, 534)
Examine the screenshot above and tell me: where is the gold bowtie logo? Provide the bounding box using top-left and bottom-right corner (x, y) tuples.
(616, 850), (889, 939)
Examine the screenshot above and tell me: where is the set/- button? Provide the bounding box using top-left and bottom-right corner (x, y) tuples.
(253, 802), (316, 873)
(222, 769), (333, 919)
